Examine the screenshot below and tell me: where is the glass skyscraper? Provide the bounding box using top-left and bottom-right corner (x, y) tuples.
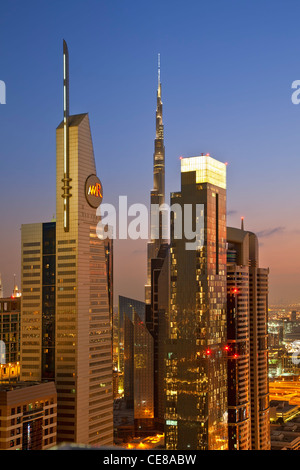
(165, 155), (228, 450)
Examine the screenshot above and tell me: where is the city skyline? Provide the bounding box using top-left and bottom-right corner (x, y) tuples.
(1, 1), (300, 305)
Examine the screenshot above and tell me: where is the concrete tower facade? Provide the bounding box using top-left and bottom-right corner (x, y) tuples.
(227, 226), (270, 450)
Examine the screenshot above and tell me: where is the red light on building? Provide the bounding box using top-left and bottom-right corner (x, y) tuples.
(206, 349), (212, 356)
(224, 345), (230, 351)
(232, 287), (239, 294)
(233, 354), (239, 359)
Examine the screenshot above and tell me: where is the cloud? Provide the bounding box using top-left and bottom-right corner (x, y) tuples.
(256, 226), (285, 238)
(227, 210), (237, 216)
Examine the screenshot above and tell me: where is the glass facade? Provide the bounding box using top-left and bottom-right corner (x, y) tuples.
(118, 295), (146, 400)
(0, 297), (20, 381)
(165, 156), (228, 450)
(181, 156), (226, 189)
(42, 222), (56, 380)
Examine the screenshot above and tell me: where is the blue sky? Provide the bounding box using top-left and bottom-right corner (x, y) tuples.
(0, 0), (300, 304)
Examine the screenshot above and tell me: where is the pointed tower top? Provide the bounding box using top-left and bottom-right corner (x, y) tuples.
(63, 39), (68, 53)
(63, 39), (69, 119)
(157, 53), (162, 98)
(158, 53), (161, 85)
(62, 39), (71, 232)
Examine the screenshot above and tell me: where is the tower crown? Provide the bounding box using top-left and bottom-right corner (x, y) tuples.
(180, 155), (226, 189)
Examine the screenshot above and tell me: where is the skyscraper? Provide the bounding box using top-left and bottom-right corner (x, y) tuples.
(55, 41), (113, 446)
(227, 224), (270, 450)
(117, 295), (146, 398)
(226, 234), (251, 450)
(118, 296), (154, 427)
(20, 41), (113, 446)
(165, 155), (228, 450)
(0, 296), (20, 382)
(20, 222), (56, 382)
(144, 56), (169, 429)
(145, 54), (166, 305)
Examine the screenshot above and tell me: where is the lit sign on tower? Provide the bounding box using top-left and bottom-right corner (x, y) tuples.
(85, 174), (103, 208)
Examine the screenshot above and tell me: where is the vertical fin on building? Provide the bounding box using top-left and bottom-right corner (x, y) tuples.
(62, 39), (72, 232)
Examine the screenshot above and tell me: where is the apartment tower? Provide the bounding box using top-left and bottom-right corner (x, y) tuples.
(227, 225), (270, 449)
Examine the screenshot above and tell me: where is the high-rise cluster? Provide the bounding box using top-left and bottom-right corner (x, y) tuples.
(0, 44), (271, 451)
(141, 58), (270, 450)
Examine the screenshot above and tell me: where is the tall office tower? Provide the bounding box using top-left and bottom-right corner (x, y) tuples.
(165, 155), (228, 450)
(20, 41), (113, 446)
(144, 55), (169, 430)
(0, 296), (20, 381)
(145, 55), (166, 305)
(117, 295), (146, 397)
(146, 244), (169, 429)
(20, 222), (56, 382)
(156, 248), (170, 429)
(227, 225), (270, 450)
(124, 310), (154, 429)
(119, 296), (154, 431)
(120, 297), (154, 427)
(132, 313), (154, 427)
(54, 41), (112, 445)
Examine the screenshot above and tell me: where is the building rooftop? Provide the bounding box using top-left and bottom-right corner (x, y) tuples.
(180, 155), (226, 189)
(0, 381), (47, 392)
(56, 113), (88, 129)
(271, 428), (300, 448)
(270, 399), (299, 413)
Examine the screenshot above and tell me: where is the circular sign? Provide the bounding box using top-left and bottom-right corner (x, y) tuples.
(85, 174), (103, 208)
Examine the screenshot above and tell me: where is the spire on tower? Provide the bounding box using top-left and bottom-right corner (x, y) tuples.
(158, 53), (161, 86)
(62, 39), (72, 232)
(157, 53), (162, 98)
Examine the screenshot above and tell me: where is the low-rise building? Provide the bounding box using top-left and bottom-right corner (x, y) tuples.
(270, 400), (300, 423)
(0, 381), (57, 449)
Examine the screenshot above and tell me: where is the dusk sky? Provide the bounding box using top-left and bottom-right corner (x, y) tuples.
(0, 0), (300, 304)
